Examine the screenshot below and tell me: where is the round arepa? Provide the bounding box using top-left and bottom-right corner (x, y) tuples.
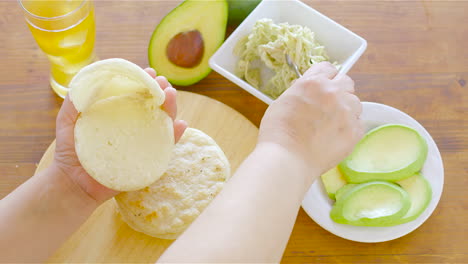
(71, 58), (174, 191)
(115, 128), (231, 239)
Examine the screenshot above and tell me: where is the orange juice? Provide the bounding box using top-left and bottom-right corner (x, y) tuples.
(21, 0), (96, 98)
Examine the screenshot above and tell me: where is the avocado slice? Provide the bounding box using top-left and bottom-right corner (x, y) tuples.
(320, 167), (347, 200)
(148, 0), (228, 86)
(339, 124), (428, 183)
(330, 181), (411, 227)
(334, 184), (357, 201)
(396, 173), (432, 224)
(227, 0), (261, 26)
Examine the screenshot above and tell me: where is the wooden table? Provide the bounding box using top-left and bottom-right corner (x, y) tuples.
(1, 0), (466, 263)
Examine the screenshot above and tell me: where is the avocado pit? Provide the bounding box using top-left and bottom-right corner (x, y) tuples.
(166, 30), (204, 68)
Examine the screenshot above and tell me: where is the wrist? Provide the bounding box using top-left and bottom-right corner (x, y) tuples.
(41, 162), (100, 215)
(254, 142), (319, 192)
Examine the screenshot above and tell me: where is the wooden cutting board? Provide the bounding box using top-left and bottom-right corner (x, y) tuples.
(35, 91), (259, 263)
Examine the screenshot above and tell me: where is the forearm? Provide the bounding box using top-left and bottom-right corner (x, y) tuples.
(0, 162), (98, 262)
(158, 143), (317, 263)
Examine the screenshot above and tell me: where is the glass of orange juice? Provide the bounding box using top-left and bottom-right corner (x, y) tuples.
(19, 0), (96, 98)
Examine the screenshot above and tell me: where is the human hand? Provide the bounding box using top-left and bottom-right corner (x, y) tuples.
(258, 62), (364, 180)
(53, 68), (187, 204)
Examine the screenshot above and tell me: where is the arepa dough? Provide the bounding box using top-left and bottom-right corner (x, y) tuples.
(115, 128), (230, 239)
(69, 58), (165, 112)
(75, 94), (174, 191)
(71, 58), (174, 191)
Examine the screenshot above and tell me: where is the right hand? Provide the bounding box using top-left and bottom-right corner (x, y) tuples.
(258, 62), (364, 179)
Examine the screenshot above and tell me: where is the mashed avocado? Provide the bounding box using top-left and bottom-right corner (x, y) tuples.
(234, 18), (337, 99)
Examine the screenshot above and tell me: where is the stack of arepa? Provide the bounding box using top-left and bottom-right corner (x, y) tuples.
(70, 58), (230, 239)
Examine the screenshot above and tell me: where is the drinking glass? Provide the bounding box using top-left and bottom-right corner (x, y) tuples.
(19, 0), (96, 98)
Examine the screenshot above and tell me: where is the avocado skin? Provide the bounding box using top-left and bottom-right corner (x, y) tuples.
(227, 0), (262, 26)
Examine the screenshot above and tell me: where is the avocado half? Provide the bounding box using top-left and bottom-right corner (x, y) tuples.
(339, 124), (428, 183)
(148, 0), (228, 86)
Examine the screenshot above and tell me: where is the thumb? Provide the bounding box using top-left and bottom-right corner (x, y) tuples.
(56, 95), (79, 146)
(57, 96), (78, 133)
(303, 61), (338, 80)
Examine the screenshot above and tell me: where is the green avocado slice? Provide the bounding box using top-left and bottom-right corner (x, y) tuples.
(330, 181), (411, 227)
(339, 124), (428, 183)
(395, 173), (432, 224)
(320, 167), (347, 200)
(148, 0), (228, 86)
(334, 184), (358, 201)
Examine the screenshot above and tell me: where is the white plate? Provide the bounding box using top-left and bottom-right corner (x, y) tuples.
(301, 102), (444, 243)
(209, 0), (367, 105)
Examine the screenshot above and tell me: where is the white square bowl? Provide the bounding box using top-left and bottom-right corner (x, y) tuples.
(209, 0), (368, 105)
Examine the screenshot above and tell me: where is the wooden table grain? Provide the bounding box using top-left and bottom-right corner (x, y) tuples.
(0, 0), (466, 263)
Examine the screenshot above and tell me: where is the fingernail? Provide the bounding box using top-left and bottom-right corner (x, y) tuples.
(167, 87), (177, 94)
(147, 67), (157, 75)
(178, 119), (188, 126)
